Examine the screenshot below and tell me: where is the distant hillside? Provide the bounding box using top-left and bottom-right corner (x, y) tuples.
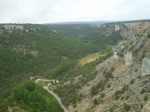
(47, 20), (110, 25)
(52, 21), (150, 112)
(46, 23), (124, 49)
(0, 23), (128, 111)
(82, 24), (123, 47)
(46, 24), (99, 38)
(0, 24), (99, 111)
(111, 19), (150, 24)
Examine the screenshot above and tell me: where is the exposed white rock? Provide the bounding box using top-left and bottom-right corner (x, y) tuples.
(35, 78), (42, 83)
(56, 80), (59, 83)
(142, 101), (150, 112)
(114, 51), (119, 59)
(31, 28), (36, 31)
(142, 58), (150, 76)
(115, 24), (122, 31)
(15, 25), (24, 30)
(48, 83), (52, 87)
(124, 51), (133, 65)
(61, 56), (69, 61)
(3, 25), (15, 30)
(52, 30), (57, 33)
(3, 25), (24, 30)
(29, 75), (39, 80)
(124, 22), (150, 32)
(96, 66), (102, 73)
(3, 25), (24, 33)
(25, 29), (29, 32)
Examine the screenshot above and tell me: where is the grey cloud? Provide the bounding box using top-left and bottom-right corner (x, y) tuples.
(0, 0), (150, 23)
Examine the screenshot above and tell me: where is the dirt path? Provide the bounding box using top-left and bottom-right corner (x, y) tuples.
(44, 86), (68, 112)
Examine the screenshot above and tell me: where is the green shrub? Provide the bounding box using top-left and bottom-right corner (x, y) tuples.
(94, 98), (98, 105)
(147, 33), (150, 38)
(141, 103), (143, 109)
(109, 106), (114, 112)
(120, 96), (124, 100)
(100, 92), (105, 98)
(123, 103), (131, 111)
(114, 85), (128, 100)
(91, 86), (98, 95)
(96, 80), (105, 91)
(141, 88), (146, 94)
(114, 95), (120, 100)
(126, 95), (129, 100)
(130, 79), (134, 84)
(111, 67), (115, 72)
(144, 95), (148, 101)
(73, 104), (77, 108)
(142, 53), (145, 58)
(107, 83), (110, 88)
(104, 71), (113, 80)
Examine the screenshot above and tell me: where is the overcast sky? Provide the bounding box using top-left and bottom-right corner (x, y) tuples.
(0, 0), (150, 23)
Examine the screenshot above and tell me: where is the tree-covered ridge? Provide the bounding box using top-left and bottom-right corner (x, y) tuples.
(0, 24), (99, 111)
(0, 24), (99, 78)
(0, 24), (123, 111)
(46, 24), (123, 49)
(82, 24), (123, 47)
(7, 80), (63, 112)
(0, 24), (98, 59)
(52, 47), (113, 106)
(46, 24), (99, 38)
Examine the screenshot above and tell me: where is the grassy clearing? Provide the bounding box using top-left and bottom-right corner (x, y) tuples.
(78, 52), (106, 66)
(38, 81), (51, 86)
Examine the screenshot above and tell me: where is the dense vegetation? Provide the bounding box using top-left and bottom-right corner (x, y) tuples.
(47, 24), (123, 50)
(114, 85), (129, 100)
(0, 24), (99, 111)
(90, 70), (113, 96)
(82, 24), (123, 48)
(0, 24), (98, 60)
(7, 80), (63, 112)
(47, 24), (121, 57)
(0, 23), (123, 111)
(46, 24), (98, 38)
(54, 48), (113, 106)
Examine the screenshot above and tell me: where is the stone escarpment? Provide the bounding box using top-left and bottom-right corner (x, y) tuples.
(65, 21), (150, 112)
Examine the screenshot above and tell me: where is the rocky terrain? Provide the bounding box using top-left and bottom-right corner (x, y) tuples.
(63, 22), (150, 112)
(1, 21), (150, 112)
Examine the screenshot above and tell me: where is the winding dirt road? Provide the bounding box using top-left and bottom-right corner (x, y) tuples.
(44, 86), (68, 112)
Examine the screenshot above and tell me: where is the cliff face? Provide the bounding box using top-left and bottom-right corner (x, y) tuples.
(1, 22), (150, 112)
(66, 21), (150, 112)
(115, 22), (150, 31)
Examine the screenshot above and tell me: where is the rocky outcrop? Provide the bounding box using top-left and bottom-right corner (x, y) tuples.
(142, 58), (150, 76)
(142, 101), (150, 112)
(124, 51), (133, 65)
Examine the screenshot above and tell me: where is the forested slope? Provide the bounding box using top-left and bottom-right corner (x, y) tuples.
(0, 24), (98, 111)
(0, 23), (124, 111)
(82, 24), (123, 47)
(46, 24), (99, 38)
(47, 24), (123, 49)
(7, 81), (63, 112)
